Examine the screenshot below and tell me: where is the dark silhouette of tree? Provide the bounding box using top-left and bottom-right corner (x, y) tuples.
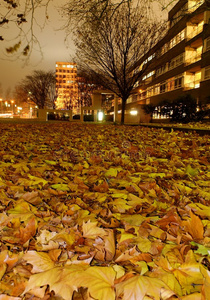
(77, 72), (101, 108)
(71, 1), (165, 123)
(0, 0), (51, 57)
(20, 70), (56, 109)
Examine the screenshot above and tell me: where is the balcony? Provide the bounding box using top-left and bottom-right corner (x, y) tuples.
(184, 80), (200, 89)
(186, 24), (203, 40)
(185, 53), (202, 65)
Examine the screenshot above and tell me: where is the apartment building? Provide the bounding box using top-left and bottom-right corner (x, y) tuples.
(55, 62), (78, 113)
(128, 0), (210, 120)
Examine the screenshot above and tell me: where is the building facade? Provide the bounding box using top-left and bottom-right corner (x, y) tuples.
(55, 62), (79, 113)
(127, 0), (210, 121)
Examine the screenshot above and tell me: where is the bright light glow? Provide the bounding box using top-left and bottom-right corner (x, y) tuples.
(17, 107), (22, 110)
(0, 113), (12, 118)
(98, 111), (104, 121)
(130, 110), (138, 116)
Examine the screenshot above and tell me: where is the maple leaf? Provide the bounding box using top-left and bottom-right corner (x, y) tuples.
(82, 221), (106, 239)
(18, 217), (37, 244)
(182, 210), (204, 240)
(116, 274), (174, 300)
(7, 200), (36, 222)
(23, 250), (55, 273)
(24, 265), (87, 300)
(77, 266), (116, 300)
(21, 191), (42, 205)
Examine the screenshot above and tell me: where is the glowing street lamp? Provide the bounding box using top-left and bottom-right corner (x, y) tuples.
(98, 111), (104, 121)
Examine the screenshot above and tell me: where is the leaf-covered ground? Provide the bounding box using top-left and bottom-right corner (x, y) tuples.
(0, 122), (209, 300)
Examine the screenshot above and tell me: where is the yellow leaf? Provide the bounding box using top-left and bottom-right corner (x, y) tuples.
(112, 198), (132, 212)
(82, 221), (106, 239)
(119, 232), (135, 243)
(127, 193), (149, 207)
(121, 214), (145, 226)
(104, 229), (115, 261)
(113, 265), (125, 279)
(7, 200), (36, 221)
(116, 275), (173, 300)
(136, 237), (152, 253)
(105, 168), (118, 177)
(200, 265), (210, 300)
(78, 266), (116, 300)
(189, 203), (210, 218)
(23, 251), (55, 273)
(180, 293), (201, 300)
(24, 265), (87, 300)
(182, 210), (204, 240)
(173, 262), (203, 295)
(0, 263), (7, 280)
(45, 160), (57, 165)
(51, 231), (75, 246)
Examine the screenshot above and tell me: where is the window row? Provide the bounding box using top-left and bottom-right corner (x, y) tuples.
(56, 80), (77, 84)
(137, 75), (183, 100)
(56, 64), (76, 68)
(156, 53), (184, 77)
(56, 69), (77, 73)
(56, 74), (77, 79)
(157, 30), (185, 57)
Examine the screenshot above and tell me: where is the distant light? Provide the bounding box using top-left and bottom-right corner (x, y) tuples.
(130, 110), (138, 116)
(98, 111), (104, 121)
(17, 107), (22, 110)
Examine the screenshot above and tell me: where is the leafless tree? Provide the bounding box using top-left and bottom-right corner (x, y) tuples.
(20, 70), (56, 109)
(70, 2), (166, 123)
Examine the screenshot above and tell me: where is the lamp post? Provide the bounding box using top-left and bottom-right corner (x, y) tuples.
(0, 98), (2, 113)
(11, 100), (15, 115)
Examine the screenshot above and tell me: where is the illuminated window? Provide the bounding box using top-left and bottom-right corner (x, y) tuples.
(160, 82), (166, 93)
(204, 66), (210, 80)
(175, 76), (182, 88)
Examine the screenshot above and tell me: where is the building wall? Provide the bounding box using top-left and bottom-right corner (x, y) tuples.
(127, 0), (210, 122)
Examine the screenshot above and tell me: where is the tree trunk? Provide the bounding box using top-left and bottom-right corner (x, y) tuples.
(121, 98), (126, 125)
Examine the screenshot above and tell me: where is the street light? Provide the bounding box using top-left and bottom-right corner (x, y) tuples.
(11, 100), (15, 115)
